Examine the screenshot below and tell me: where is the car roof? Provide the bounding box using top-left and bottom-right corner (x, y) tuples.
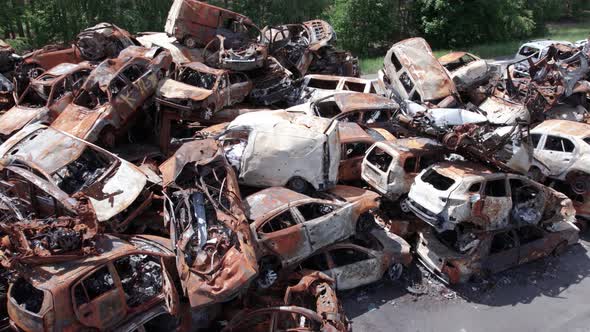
(338, 122), (375, 143)
(333, 93), (399, 113)
(245, 187), (310, 221)
(376, 137), (443, 155)
(438, 52), (478, 65)
(430, 161), (494, 180)
(23, 235), (172, 291)
(521, 40), (573, 48)
(182, 61), (226, 75)
(532, 120), (590, 138)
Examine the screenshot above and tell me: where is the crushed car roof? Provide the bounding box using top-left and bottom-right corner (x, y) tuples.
(531, 119), (590, 137)
(333, 93), (399, 113)
(245, 187), (310, 221)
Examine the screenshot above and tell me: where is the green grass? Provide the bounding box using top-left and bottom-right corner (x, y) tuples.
(360, 20), (590, 75)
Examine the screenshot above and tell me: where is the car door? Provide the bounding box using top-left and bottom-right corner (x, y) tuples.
(482, 230), (519, 273)
(294, 201), (355, 253)
(73, 264), (127, 330)
(472, 177), (512, 230)
(254, 209), (314, 266)
(116, 61), (157, 123)
(535, 135), (576, 176)
(47, 78), (74, 119)
(340, 141), (372, 181)
(326, 246), (382, 290)
(228, 72), (251, 105)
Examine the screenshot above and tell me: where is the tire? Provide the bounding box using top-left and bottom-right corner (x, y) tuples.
(183, 36), (198, 49)
(287, 177), (309, 193)
(570, 173), (589, 195)
(387, 263), (404, 281)
(399, 198), (411, 214)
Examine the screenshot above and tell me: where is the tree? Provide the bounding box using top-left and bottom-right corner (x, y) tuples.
(329, 0), (400, 55)
(414, 0), (536, 48)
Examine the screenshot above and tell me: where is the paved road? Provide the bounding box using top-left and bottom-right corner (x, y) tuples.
(342, 234), (590, 332)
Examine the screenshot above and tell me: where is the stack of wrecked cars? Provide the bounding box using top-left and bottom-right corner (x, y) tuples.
(0, 0), (589, 330)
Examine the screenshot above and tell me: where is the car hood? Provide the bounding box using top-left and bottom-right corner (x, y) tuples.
(156, 78), (213, 101)
(0, 105), (49, 136)
(51, 104), (104, 140)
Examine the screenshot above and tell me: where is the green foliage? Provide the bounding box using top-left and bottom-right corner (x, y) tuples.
(329, 0), (400, 56)
(414, 0), (536, 48)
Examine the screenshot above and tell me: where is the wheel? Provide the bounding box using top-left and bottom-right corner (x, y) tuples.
(287, 177), (309, 193)
(387, 263), (403, 281)
(256, 266), (278, 289)
(527, 167), (545, 183)
(203, 106), (214, 120)
(399, 198), (411, 214)
(570, 174), (589, 195)
(183, 36), (198, 49)
(99, 127), (117, 148)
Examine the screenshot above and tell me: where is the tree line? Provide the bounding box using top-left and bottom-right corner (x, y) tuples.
(1, 0), (588, 55)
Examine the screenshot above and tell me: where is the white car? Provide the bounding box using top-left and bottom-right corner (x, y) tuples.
(529, 120), (590, 194)
(406, 161), (576, 233)
(513, 40), (574, 76)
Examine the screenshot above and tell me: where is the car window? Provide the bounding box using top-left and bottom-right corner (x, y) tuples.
(344, 142), (370, 159)
(390, 52), (402, 71)
(403, 157), (417, 173)
(399, 72), (414, 94)
(341, 81), (366, 92)
(544, 135), (575, 153)
(339, 111), (361, 123)
(330, 248), (371, 266)
(296, 203), (335, 221)
(74, 266), (116, 307)
(300, 253), (330, 271)
(531, 134), (542, 148)
(468, 182), (481, 193)
(260, 210), (298, 233)
(52, 79), (67, 102)
(114, 254), (163, 307)
(109, 76), (128, 98)
(519, 46), (539, 57)
(421, 169), (455, 191)
(485, 179), (507, 197)
(315, 100), (342, 118)
(366, 147), (394, 172)
(515, 226), (544, 245)
(490, 231), (517, 254)
(584, 137), (590, 146)
(122, 63), (147, 83)
(418, 154), (442, 170)
(307, 78), (339, 90)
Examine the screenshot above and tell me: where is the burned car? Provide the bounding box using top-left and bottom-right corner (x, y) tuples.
(159, 139), (258, 309)
(380, 38), (459, 107)
(288, 92), (400, 132)
(416, 222), (579, 284)
(223, 270), (349, 332)
(166, 0), (268, 71)
(406, 162), (577, 233)
(0, 124), (155, 232)
(51, 46), (172, 146)
(247, 56), (295, 107)
(338, 122), (393, 182)
(156, 62), (252, 120)
(529, 120), (590, 195)
(75, 23), (137, 62)
(293, 74), (381, 105)
(244, 185), (380, 288)
(7, 234), (180, 331)
(263, 20), (358, 78)
(0, 73), (14, 113)
(300, 226), (411, 289)
(439, 52), (497, 92)
(0, 62), (94, 140)
(361, 138), (447, 206)
(222, 110), (340, 192)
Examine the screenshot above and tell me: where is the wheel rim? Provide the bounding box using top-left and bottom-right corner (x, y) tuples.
(572, 176), (588, 195)
(184, 37), (197, 48)
(388, 263), (403, 281)
(257, 269), (278, 289)
(400, 199), (411, 213)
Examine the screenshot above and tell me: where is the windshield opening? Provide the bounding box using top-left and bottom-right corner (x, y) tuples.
(52, 148), (116, 195)
(421, 168), (456, 191)
(74, 86), (108, 109)
(179, 67), (218, 90)
(20, 85), (50, 108)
